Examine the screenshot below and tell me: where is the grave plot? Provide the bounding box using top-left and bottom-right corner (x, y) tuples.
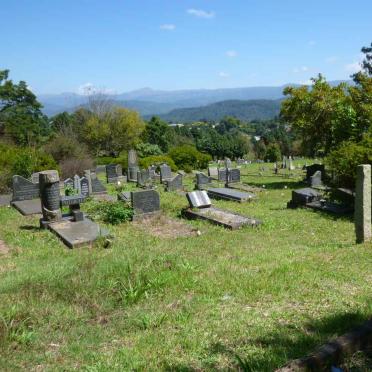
(11, 175), (42, 215)
(39, 170), (111, 249)
(164, 173), (183, 192)
(207, 187), (256, 203)
(182, 190), (261, 229)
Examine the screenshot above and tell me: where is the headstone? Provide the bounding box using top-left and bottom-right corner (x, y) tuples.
(218, 168), (227, 182)
(355, 164), (371, 243)
(12, 175), (40, 202)
(282, 156), (287, 169)
(160, 164), (172, 183)
(128, 166), (139, 182)
(106, 164), (123, 183)
(288, 156), (295, 171)
(91, 172), (107, 194)
(128, 149), (138, 167)
(131, 190), (160, 217)
(31, 172), (41, 184)
(287, 188), (322, 208)
(137, 169), (151, 188)
(225, 158), (232, 168)
(208, 167), (218, 178)
(196, 172), (212, 189)
(186, 190), (211, 209)
(165, 174), (183, 192)
(310, 170), (323, 187)
(73, 175), (81, 194)
(306, 164), (325, 182)
(230, 169), (241, 183)
(64, 178), (74, 190)
(80, 177), (90, 197)
(84, 170), (93, 195)
(148, 165), (157, 179)
(39, 170), (62, 223)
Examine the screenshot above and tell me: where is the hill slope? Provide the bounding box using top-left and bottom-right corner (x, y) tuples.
(155, 99), (282, 122)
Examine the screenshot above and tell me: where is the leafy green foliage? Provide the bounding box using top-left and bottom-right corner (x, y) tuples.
(143, 116), (173, 152)
(168, 145), (211, 170)
(265, 143), (282, 162)
(139, 155), (177, 171)
(135, 142), (162, 158)
(87, 201), (133, 225)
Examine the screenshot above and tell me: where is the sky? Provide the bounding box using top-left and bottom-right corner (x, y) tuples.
(1, 0), (371, 95)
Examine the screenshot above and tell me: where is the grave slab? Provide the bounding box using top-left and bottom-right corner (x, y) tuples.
(48, 218), (110, 249)
(182, 206), (261, 230)
(306, 201), (353, 215)
(207, 188), (255, 202)
(12, 199), (42, 215)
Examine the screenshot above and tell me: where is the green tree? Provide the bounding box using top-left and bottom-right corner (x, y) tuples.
(143, 116), (172, 152)
(0, 69), (49, 146)
(264, 143), (282, 162)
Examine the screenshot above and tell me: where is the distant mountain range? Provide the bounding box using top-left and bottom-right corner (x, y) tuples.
(38, 81), (351, 120)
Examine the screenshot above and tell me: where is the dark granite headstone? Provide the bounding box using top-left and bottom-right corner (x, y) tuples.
(137, 169), (150, 187)
(218, 168), (227, 182)
(106, 164), (123, 183)
(186, 191), (211, 208)
(12, 175), (40, 202)
(160, 164), (172, 183)
(91, 173), (107, 194)
(80, 177), (90, 197)
(131, 190), (160, 216)
(287, 187), (322, 208)
(230, 169), (241, 183)
(196, 172), (212, 189)
(165, 174), (183, 192)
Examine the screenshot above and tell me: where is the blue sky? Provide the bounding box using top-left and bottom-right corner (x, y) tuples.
(1, 0), (371, 94)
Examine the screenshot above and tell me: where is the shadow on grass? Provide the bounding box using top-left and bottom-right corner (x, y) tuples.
(164, 312), (370, 371)
(306, 206), (354, 222)
(19, 225), (40, 231)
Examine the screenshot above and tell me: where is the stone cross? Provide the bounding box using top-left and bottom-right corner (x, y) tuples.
(355, 164), (371, 243)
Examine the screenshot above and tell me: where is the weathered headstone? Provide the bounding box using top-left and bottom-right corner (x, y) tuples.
(160, 164), (172, 183)
(128, 149), (138, 167)
(90, 172), (107, 194)
(131, 190), (160, 219)
(31, 172), (41, 184)
(282, 156), (287, 169)
(106, 164), (123, 183)
(39, 170), (62, 224)
(287, 188), (322, 208)
(84, 170), (93, 195)
(80, 177), (90, 197)
(355, 164), (371, 243)
(12, 175), (40, 202)
(196, 172), (212, 189)
(230, 169), (241, 183)
(225, 158), (232, 168)
(310, 170), (323, 187)
(218, 168), (227, 182)
(186, 190), (211, 208)
(73, 175), (81, 194)
(137, 169), (151, 188)
(165, 174), (183, 192)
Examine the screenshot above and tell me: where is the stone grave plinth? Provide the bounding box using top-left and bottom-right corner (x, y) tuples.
(11, 175), (42, 215)
(207, 188), (255, 203)
(182, 191), (261, 229)
(165, 174), (183, 192)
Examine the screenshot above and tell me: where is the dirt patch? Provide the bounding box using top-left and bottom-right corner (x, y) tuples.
(0, 240), (10, 255)
(134, 214), (199, 239)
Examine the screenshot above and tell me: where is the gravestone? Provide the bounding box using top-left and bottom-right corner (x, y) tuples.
(84, 170), (93, 195)
(306, 164), (325, 182)
(39, 170), (62, 224)
(355, 164), (371, 243)
(106, 164), (123, 183)
(137, 169), (151, 188)
(148, 165), (157, 179)
(208, 167), (218, 178)
(288, 156), (295, 171)
(218, 168), (227, 182)
(131, 190), (160, 219)
(282, 156), (287, 169)
(128, 166), (139, 182)
(80, 177), (90, 197)
(230, 169), (241, 183)
(128, 149), (138, 167)
(196, 172), (212, 189)
(287, 188), (322, 208)
(160, 164), (172, 183)
(310, 170), (323, 187)
(73, 175), (81, 194)
(207, 188), (255, 202)
(31, 172), (41, 184)
(12, 175), (40, 202)
(64, 178), (74, 190)
(225, 158), (232, 168)
(165, 174), (183, 192)
(90, 172), (107, 194)
(186, 190), (211, 208)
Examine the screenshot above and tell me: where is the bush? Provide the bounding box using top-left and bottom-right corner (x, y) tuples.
(139, 155), (177, 171)
(135, 143), (162, 158)
(59, 157), (94, 179)
(264, 143), (282, 162)
(168, 145), (211, 170)
(86, 201), (133, 225)
(326, 136), (372, 188)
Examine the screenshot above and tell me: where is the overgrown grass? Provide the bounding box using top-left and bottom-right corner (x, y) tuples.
(0, 161), (371, 370)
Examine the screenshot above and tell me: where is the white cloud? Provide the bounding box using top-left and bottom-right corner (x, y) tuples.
(308, 40), (316, 46)
(160, 24), (176, 31)
(187, 8), (215, 19)
(226, 50), (238, 58)
(218, 71), (230, 78)
(345, 61), (361, 73)
(77, 83), (115, 96)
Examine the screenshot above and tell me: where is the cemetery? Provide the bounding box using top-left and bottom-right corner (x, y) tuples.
(0, 155), (371, 370)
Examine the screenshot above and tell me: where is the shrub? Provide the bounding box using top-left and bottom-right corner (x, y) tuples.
(264, 143), (282, 162)
(135, 143), (162, 158)
(44, 135), (90, 162)
(168, 145), (211, 170)
(326, 136), (372, 188)
(86, 201), (133, 225)
(139, 155), (177, 171)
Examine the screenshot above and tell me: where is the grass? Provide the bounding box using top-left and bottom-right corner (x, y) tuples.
(0, 161), (371, 371)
